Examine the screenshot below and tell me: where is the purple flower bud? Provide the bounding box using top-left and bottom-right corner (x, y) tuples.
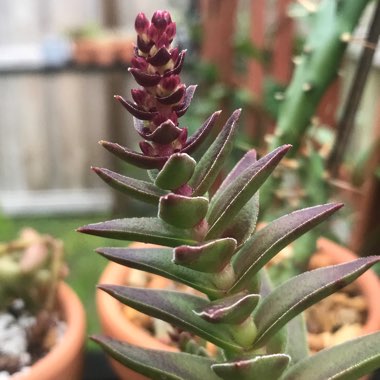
(151, 10), (171, 31)
(161, 75), (181, 92)
(131, 57), (148, 70)
(135, 12), (150, 35)
(147, 24), (159, 43)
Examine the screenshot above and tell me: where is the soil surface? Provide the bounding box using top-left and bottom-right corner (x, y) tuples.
(0, 300), (65, 379)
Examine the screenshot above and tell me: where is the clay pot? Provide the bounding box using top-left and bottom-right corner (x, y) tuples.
(312, 238), (380, 336)
(97, 261), (176, 380)
(14, 282), (86, 380)
(97, 239), (380, 379)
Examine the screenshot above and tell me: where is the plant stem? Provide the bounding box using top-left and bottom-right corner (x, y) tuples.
(327, 0), (380, 175)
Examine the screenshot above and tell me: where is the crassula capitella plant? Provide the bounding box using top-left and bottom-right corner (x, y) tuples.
(78, 10), (380, 380)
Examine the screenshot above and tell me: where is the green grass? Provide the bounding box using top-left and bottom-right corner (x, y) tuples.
(0, 213), (127, 351)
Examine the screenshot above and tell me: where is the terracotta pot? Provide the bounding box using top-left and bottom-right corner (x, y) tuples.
(97, 239), (380, 379)
(313, 238), (380, 335)
(14, 282), (86, 380)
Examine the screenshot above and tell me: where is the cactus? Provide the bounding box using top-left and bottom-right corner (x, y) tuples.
(78, 10), (380, 380)
(260, 0), (373, 280)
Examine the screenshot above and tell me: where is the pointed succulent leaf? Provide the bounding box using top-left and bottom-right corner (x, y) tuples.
(92, 335), (220, 380)
(219, 194), (259, 247)
(230, 203), (343, 293)
(115, 95), (158, 120)
(194, 291), (260, 324)
(133, 118), (182, 144)
(285, 315), (309, 365)
(92, 167), (166, 205)
(158, 194), (209, 228)
(99, 285), (247, 351)
(100, 141), (167, 169)
(97, 246), (224, 299)
(173, 238), (237, 273)
(155, 153), (196, 190)
(181, 110), (221, 154)
(212, 354), (290, 380)
(77, 217), (197, 247)
(190, 109), (241, 196)
(206, 145), (292, 240)
(175, 85), (197, 117)
(282, 331), (380, 380)
(252, 256), (380, 348)
(216, 150), (257, 194)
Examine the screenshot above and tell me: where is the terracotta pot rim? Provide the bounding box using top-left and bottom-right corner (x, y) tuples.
(316, 238), (380, 334)
(14, 282), (86, 379)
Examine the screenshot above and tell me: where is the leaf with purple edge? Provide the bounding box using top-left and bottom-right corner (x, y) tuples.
(158, 194), (208, 228)
(115, 95), (158, 120)
(147, 46), (172, 66)
(173, 238), (237, 273)
(135, 118), (183, 144)
(155, 153), (196, 190)
(77, 217), (197, 247)
(96, 246), (224, 299)
(212, 354), (290, 380)
(98, 285), (247, 351)
(230, 203), (343, 293)
(252, 256), (380, 348)
(100, 141), (167, 169)
(194, 291), (260, 324)
(282, 331), (380, 380)
(128, 68), (161, 87)
(206, 145), (292, 240)
(157, 86), (186, 105)
(92, 335), (220, 380)
(164, 50), (186, 77)
(92, 167), (167, 204)
(174, 85), (197, 117)
(189, 109), (241, 196)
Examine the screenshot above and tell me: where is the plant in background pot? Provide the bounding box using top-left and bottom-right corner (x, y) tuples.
(78, 10), (380, 380)
(0, 228), (85, 380)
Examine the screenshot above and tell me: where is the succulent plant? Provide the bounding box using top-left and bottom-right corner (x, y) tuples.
(78, 10), (380, 380)
(0, 228), (64, 313)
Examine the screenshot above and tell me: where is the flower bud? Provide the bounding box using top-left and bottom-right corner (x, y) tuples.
(151, 10), (171, 31)
(135, 12), (150, 35)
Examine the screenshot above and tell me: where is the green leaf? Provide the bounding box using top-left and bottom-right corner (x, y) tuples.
(92, 335), (220, 380)
(99, 285), (247, 351)
(158, 194), (209, 228)
(230, 203), (343, 293)
(285, 315), (309, 365)
(194, 291), (260, 324)
(77, 217), (197, 247)
(253, 256), (380, 348)
(173, 238), (237, 273)
(281, 331), (380, 380)
(190, 109), (241, 196)
(96, 246), (224, 299)
(92, 167), (166, 204)
(212, 354), (290, 380)
(206, 145), (291, 240)
(155, 153), (196, 190)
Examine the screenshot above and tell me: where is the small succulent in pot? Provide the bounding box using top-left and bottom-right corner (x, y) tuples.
(0, 228), (65, 374)
(79, 10), (380, 380)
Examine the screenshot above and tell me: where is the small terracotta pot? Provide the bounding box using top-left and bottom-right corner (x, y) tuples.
(14, 282), (86, 380)
(97, 239), (380, 380)
(313, 238), (380, 335)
